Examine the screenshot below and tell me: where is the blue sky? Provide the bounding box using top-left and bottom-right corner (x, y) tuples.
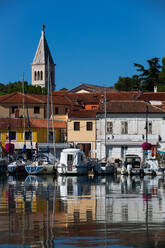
(1, 0), (165, 90)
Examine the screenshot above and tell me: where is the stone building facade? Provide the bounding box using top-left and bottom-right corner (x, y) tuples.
(96, 101), (165, 161)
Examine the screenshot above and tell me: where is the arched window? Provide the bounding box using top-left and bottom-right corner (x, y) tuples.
(41, 71), (43, 80)
(37, 71), (40, 80)
(34, 71), (37, 81)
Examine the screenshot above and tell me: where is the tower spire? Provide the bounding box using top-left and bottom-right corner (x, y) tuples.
(42, 24), (46, 33)
(31, 26), (56, 91)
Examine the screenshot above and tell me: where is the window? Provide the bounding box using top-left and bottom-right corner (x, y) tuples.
(86, 122), (93, 131)
(107, 121), (113, 134)
(49, 131), (54, 142)
(65, 108), (68, 114)
(25, 131), (32, 141)
(148, 122), (152, 134)
(41, 71), (43, 80)
(11, 106), (18, 114)
(121, 146), (128, 158)
(9, 131), (16, 140)
(34, 71), (37, 81)
(55, 107), (59, 114)
(37, 71), (40, 80)
(121, 121), (128, 134)
(34, 106), (40, 114)
(74, 122), (80, 131)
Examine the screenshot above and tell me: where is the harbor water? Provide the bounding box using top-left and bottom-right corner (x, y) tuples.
(0, 174), (165, 247)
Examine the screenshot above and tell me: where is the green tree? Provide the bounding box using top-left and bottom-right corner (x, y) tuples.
(0, 81), (47, 95)
(60, 87), (68, 91)
(134, 57), (162, 91)
(159, 57), (165, 83)
(114, 76), (140, 91)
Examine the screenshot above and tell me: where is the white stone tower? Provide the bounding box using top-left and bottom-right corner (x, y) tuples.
(32, 25), (55, 91)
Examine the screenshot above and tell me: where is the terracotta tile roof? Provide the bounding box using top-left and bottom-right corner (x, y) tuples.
(0, 92), (72, 106)
(52, 90), (68, 95)
(0, 118), (25, 129)
(59, 92), (139, 105)
(65, 93), (101, 105)
(0, 118), (66, 129)
(33, 93), (72, 105)
(137, 92), (165, 101)
(0, 92), (45, 104)
(97, 101), (165, 114)
(51, 95), (72, 105)
(30, 119), (66, 128)
(106, 92), (138, 100)
(68, 110), (97, 118)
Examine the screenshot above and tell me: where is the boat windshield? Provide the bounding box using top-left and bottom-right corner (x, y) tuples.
(125, 156), (141, 168)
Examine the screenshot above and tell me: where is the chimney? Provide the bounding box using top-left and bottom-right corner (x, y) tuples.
(14, 109), (19, 118)
(154, 86), (157, 93)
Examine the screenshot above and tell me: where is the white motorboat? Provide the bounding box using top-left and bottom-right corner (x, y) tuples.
(56, 148), (89, 175)
(121, 154), (144, 176)
(93, 160), (116, 175)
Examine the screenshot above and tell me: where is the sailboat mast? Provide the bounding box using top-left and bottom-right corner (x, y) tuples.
(22, 73), (26, 145)
(47, 57), (50, 145)
(50, 81), (56, 158)
(104, 87), (107, 160)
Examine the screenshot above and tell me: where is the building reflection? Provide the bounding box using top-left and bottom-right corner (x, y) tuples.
(0, 174), (165, 246)
(57, 176), (96, 224)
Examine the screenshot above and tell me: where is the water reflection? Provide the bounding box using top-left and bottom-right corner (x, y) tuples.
(0, 175), (165, 247)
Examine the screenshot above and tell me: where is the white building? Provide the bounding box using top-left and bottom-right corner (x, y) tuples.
(96, 100), (165, 161)
(31, 25), (55, 91)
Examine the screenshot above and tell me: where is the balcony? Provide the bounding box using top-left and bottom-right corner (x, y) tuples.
(99, 134), (159, 146)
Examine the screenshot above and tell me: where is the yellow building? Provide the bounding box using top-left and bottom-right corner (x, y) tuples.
(67, 110), (97, 158)
(0, 91), (72, 153)
(0, 117), (66, 151)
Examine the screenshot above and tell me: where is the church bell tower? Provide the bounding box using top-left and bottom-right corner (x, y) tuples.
(31, 25), (56, 91)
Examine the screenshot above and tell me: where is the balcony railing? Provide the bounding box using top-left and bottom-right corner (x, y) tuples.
(99, 134), (160, 145)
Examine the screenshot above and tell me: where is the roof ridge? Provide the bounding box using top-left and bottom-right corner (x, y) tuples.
(0, 92), (19, 102)
(25, 93), (45, 103)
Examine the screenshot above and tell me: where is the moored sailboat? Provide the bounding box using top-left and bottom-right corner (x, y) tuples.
(25, 57), (57, 175)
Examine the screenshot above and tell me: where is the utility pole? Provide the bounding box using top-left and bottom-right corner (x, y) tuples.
(146, 104), (148, 143)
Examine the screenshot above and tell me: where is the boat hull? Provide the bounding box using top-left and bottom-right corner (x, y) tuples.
(25, 164), (56, 175)
(93, 165), (115, 175)
(8, 165), (26, 174)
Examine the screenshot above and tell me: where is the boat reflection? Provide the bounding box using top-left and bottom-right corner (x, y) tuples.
(0, 175), (165, 247)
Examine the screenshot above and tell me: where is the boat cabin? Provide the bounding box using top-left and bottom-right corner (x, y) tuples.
(124, 154), (141, 169)
(60, 148), (87, 168)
